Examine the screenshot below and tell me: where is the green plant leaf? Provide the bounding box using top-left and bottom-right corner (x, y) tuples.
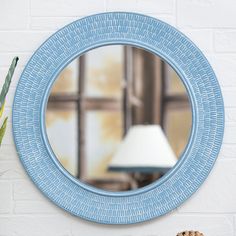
(0, 57), (19, 111)
(0, 101), (5, 118)
(0, 117), (8, 146)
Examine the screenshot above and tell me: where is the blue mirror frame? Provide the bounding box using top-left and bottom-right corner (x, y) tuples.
(12, 12), (224, 224)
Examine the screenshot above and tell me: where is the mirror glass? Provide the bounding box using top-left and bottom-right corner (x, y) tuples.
(45, 45), (192, 191)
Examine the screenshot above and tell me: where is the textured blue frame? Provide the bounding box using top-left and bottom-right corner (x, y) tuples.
(12, 12), (224, 224)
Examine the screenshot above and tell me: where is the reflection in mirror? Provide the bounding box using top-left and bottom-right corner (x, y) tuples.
(46, 45), (192, 191)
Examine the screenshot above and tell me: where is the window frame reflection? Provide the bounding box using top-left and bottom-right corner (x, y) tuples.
(46, 45), (191, 191)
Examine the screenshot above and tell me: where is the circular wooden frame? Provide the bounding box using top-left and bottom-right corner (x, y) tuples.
(13, 12), (224, 224)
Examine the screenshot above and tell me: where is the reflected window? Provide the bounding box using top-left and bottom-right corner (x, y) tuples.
(46, 45), (191, 191)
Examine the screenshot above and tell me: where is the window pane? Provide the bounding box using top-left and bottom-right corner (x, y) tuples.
(165, 64), (187, 95)
(84, 45), (124, 99)
(164, 107), (192, 158)
(51, 59), (79, 94)
(46, 107), (78, 176)
(84, 111), (126, 179)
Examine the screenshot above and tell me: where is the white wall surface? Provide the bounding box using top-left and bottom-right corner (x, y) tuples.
(0, 0), (236, 235)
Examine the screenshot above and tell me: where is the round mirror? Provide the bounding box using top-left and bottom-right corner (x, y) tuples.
(45, 45), (192, 191)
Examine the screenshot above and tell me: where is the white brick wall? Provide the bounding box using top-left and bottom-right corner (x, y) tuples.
(0, 0), (236, 235)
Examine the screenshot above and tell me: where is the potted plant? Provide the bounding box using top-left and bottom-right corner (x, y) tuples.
(0, 57), (19, 146)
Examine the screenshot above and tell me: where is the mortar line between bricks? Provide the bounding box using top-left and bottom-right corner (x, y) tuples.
(178, 27), (236, 30)
(176, 212), (236, 216)
(11, 182), (14, 214)
(30, 16), (85, 19)
(233, 215), (236, 235)
(0, 30), (54, 33)
(27, 0), (31, 30)
(0, 213), (69, 217)
(174, 0), (177, 26)
(214, 51), (236, 54)
(103, 0), (107, 12)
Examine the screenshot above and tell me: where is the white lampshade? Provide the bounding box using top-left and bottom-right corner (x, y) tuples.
(108, 125), (177, 173)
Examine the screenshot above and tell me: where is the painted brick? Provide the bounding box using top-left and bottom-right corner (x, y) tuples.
(30, 15), (175, 32)
(0, 216), (71, 236)
(222, 88), (236, 108)
(14, 200), (61, 214)
(31, 0), (106, 17)
(0, 161), (27, 180)
(215, 31), (236, 52)
(234, 216), (236, 236)
(0, 0), (29, 30)
(0, 32), (53, 52)
(1, 119), (14, 146)
(219, 144), (236, 159)
(106, 0), (138, 12)
(0, 145), (17, 160)
(0, 68), (22, 89)
(0, 182), (12, 213)
(0, 107), (12, 124)
(30, 17), (78, 31)
(225, 108), (236, 123)
(207, 54), (236, 87)
(13, 180), (44, 201)
(106, 0), (175, 14)
(223, 124), (236, 144)
(151, 14), (175, 26)
(177, 0), (236, 28)
(0, 53), (31, 68)
(137, 0), (174, 14)
(181, 29), (213, 52)
(3, 87), (16, 110)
